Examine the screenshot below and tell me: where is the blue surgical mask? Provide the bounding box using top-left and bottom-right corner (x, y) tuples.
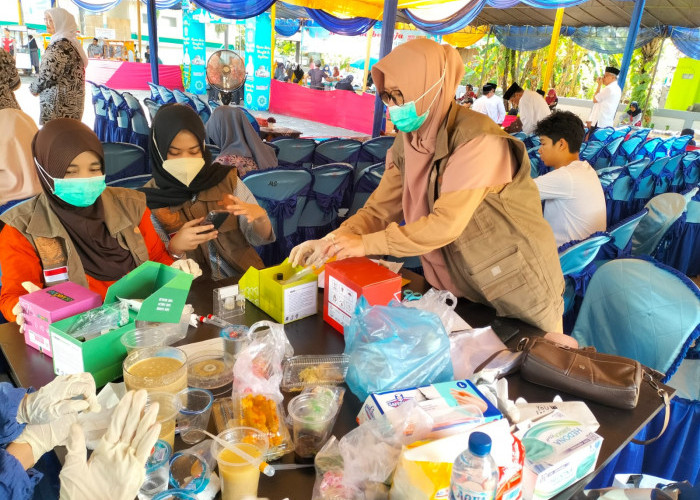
(388, 68), (446, 133)
(35, 160), (106, 207)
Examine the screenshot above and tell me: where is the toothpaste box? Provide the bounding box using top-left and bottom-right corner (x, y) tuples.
(358, 379), (503, 439)
(516, 411), (603, 500)
(19, 282), (102, 357)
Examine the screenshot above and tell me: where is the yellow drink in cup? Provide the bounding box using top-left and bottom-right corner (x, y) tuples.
(211, 427), (269, 500)
(145, 392), (182, 449)
(123, 346), (188, 395)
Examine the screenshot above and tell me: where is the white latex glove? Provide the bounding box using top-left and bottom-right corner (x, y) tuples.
(12, 282), (41, 334)
(16, 373), (101, 425)
(171, 258), (203, 279)
(289, 235), (334, 268)
(14, 413), (78, 463)
(59, 390), (161, 500)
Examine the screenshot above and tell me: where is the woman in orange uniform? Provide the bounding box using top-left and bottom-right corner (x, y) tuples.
(0, 118), (199, 326)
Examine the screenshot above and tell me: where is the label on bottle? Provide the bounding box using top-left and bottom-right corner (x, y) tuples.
(450, 484), (493, 500)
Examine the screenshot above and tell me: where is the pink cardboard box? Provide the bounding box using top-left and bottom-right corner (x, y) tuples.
(19, 282), (102, 357)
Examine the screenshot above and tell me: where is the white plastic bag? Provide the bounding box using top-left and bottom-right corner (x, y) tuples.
(402, 288), (470, 333)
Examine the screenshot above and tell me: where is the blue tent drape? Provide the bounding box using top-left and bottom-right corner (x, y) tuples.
(275, 18), (301, 36)
(142, 0), (180, 8)
(487, 0), (520, 8)
(70, 0), (122, 12)
(571, 26), (663, 54)
(193, 0), (276, 19)
(493, 25), (557, 51)
(405, 0), (487, 35)
(303, 8), (376, 36)
(668, 26), (700, 60)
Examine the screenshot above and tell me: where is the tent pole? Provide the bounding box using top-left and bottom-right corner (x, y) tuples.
(362, 27), (373, 92)
(17, 0), (23, 26)
(642, 36), (664, 124)
(478, 30), (492, 90)
(542, 8), (564, 90)
(372, 0), (398, 137)
(270, 3), (276, 75)
(137, 0), (142, 59)
(618, 0), (646, 92)
(147, 0), (159, 84)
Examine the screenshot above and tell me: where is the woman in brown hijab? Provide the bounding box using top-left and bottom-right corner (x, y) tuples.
(0, 118), (198, 325)
(290, 39), (565, 332)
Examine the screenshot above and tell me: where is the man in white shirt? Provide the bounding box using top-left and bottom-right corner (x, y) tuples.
(503, 82), (551, 135)
(533, 111), (607, 246)
(472, 83), (505, 124)
(587, 66), (622, 130)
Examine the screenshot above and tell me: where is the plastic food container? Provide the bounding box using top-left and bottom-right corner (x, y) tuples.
(211, 394), (293, 461)
(138, 439), (171, 500)
(281, 354), (349, 392)
(123, 346), (188, 395)
(169, 439), (217, 493)
(121, 327), (168, 353)
(152, 490), (198, 500)
(187, 350), (234, 397)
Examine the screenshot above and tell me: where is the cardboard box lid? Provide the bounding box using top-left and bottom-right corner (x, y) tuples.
(104, 261), (192, 323)
(20, 282), (101, 313)
(326, 257), (401, 287)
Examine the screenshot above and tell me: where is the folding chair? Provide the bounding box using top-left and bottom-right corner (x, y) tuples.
(186, 92), (212, 124)
(572, 257), (700, 486)
(243, 169), (312, 266)
(99, 86), (117, 142)
(610, 135), (645, 166)
(356, 136), (394, 170)
(592, 136), (624, 169)
(589, 127), (614, 143)
(313, 138), (362, 167)
(109, 89), (132, 143)
(88, 81), (109, 142)
(653, 155), (683, 195)
(608, 126), (630, 141)
(122, 92), (150, 152)
(147, 82), (161, 103)
(632, 137), (663, 161)
(657, 135), (692, 158)
(273, 138), (317, 169)
(522, 134), (540, 150)
(681, 152), (700, 189)
(143, 98), (162, 123)
(654, 188), (700, 276)
(103, 142), (150, 189)
(579, 140), (606, 165)
(630, 192), (687, 257)
(628, 127), (650, 142)
(596, 165), (624, 190)
(348, 163), (385, 217)
(156, 84), (176, 104)
(597, 208), (648, 262)
(173, 89), (199, 113)
(297, 163), (353, 240)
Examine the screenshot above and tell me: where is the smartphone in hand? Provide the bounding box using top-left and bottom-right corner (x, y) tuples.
(199, 210), (229, 233)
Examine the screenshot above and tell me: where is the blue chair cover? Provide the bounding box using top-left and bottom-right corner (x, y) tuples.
(313, 139), (362, 167)
(608, 126), (630, 141)
(298, 163), (353, 240)
(207, 144), (221, 158)
(589, 127), (614, 143)
(147, 82), (161, 103)
(657, 135), (692, 158)
(349, 163), (385, 217)
(596, 165), (624, 190)
(273, 138), (317, 169)
(654, 154), (683, 195)
(122, 92), (150, 152)
(103, 142), (150, 188)
(510, 132), (527, 142)
(682, 152), (700, 189)
(157, 84), (176, 104)
(109, 89), (132, 144)
(579, 140), (606, 165)
(611, 136), (645, 166)
(628, 128), (650, 142)
(630, 193), (687, 257)
(208, 99), (221, 110)
(655, 188), (700, 276)
(597, 208), (649, 261)
(633, 137), (663, 161)
(605, 159), (652, 226)
(143, 98), (161, 123)
(99, 86), (117, 143)
(593, 136), (625, 169)
(173, 89), (199, 112)
(88, 82), (109, 142)
(243, 169), (312, 266)
(522, 134), (540, 150)
(185, 92), (211, 123)
(356, 136), (394, 170)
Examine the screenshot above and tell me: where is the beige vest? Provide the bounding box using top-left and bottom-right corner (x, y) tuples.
(391, 103), (564, 331)
(0, 188), (150, 287)
(144, 170), (263, 275)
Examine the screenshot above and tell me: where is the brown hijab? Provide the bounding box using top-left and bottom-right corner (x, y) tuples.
(372, 38), (465, 225)
(32, 118), (136, 281)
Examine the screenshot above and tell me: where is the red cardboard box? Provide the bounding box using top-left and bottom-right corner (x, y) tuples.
(324, 257), (402, 333)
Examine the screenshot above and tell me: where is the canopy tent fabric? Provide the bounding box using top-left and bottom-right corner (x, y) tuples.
(304, 8), (377, 35)
(570, 25), (664, 54)
(142, 0), (181, 8)
(492, 25), (568, 51)
(405, 0), (489, 34)
(274, 17), (302, 35)
(669, 26), (700, 60)
(442, 25), (489, 46)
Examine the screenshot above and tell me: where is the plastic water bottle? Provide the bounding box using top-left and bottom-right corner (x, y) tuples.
(449, 431), (498, 500)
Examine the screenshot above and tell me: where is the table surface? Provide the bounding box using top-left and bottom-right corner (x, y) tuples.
(0, 271), (671, 500)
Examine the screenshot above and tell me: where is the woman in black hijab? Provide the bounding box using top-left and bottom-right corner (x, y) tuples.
(140, 104), (274, 280)
(622, 101), (642, 127)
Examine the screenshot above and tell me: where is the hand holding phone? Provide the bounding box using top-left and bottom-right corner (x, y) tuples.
(199, 210), (229, 234)
(168, 217), (219, 255)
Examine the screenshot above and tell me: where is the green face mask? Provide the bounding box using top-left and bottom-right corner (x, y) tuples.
(387, 67), (446, 133)
(36, 160), (106, 207)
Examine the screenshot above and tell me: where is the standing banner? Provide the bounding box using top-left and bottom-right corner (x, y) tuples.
(181, 0), (207, 95)
(244, 13), (272, 111)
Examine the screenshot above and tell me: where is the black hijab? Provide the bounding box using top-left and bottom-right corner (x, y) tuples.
(140, 104), (233, 209)
(33, 118), (136, 281)
(627, 101), (642, 118)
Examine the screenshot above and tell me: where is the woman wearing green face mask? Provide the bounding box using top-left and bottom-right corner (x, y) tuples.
(0, 118), (183, 325)
(290, 39), (565, 332)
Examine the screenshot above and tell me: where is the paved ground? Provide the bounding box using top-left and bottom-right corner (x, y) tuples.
(16, 76), (367, 139)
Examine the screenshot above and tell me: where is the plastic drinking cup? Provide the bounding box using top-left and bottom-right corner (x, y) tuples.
(138, 440), (171, 500)
(176, 388), (214, 444)
(287, 392), (338, 460)
(146, 392), (182, 449)
(211, 427), (269, 500)
(220, 325), (251, 365)
(151, 490), (198, 500)
(121, 327), (168, 353)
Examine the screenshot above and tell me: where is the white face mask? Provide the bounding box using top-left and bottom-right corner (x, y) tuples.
(162, 157), (205, 187)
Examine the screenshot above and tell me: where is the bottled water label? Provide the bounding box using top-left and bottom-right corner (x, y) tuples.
(450, 483), (494, 500)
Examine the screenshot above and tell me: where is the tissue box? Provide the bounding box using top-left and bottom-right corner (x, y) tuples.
(19, 282), (102, 357)
(239, 259), (318, 324)
(49, 262), (193, 387)
(324, 257), (401, 333)
(516, 411), (603, 500)
(358, 379), (502, 439)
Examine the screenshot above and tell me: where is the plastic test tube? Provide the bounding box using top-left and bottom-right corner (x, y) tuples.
(198, 314), (231, 329)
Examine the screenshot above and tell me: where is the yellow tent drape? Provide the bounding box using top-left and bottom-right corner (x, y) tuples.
(443, 26), (489, 47)
(283, 0), (468, 21)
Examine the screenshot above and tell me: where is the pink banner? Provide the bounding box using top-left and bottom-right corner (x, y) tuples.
(85, 60), (184, 91)
(269, 80), (375, 135)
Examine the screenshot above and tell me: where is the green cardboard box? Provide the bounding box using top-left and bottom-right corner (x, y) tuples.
(49, 262), (193, 387)
(239, 259), (318, 324)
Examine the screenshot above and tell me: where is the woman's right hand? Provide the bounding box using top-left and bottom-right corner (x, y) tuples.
(168, 217), (218, 256)
(289, 235), (337, 268)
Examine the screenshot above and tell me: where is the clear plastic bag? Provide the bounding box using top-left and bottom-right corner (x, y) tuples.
(402, 288), (460, 333)
(66, 302), (130, 340)
(344, 297), (453, 401)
